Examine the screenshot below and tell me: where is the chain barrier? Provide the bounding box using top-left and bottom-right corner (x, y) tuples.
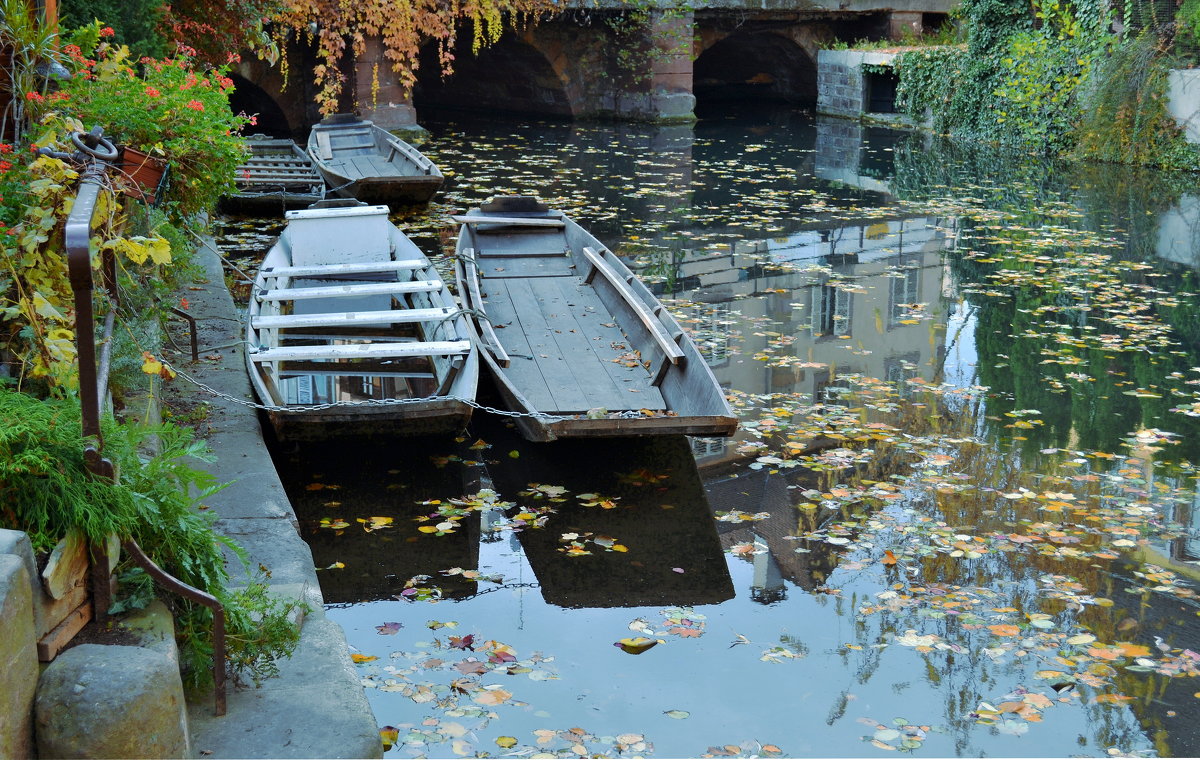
(160, 357), (570, 422)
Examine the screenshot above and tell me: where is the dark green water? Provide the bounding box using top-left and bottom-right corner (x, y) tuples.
(217, 108), (1200, 758)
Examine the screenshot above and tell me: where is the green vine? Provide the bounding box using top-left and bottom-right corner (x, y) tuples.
(888, 0), (1200, 169)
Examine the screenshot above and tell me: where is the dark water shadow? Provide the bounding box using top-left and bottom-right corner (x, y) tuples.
(471, 415), (735, 609)
(270, 434), (483, 603)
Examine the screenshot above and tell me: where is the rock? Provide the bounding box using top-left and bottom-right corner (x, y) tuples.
(36, 644), (190, 759)
(0, 554), (37, 759)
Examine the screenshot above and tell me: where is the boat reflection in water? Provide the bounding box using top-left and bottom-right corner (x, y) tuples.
(275, 435), (485, 604)
(477, 418), (735, 608)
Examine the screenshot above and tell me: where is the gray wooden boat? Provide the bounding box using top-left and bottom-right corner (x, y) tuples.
(306, 114), (442, 206)
(246, 200), (477, 441)
(453, 196), (738, 442)
(222, 134), (325, 212)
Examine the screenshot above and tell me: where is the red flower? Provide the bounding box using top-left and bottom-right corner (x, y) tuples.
(0, 161), (10, 173)
(25, 91), (44, 102)
(184, 99), (205, 112)
(145, 86), (161, 98)
(0, 144), (11, 153)
(99, 26), (115, 37)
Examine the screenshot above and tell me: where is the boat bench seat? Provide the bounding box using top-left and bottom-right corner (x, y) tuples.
(252, 306), (456, 330)
(259, 259), (428, 279)
(249, 339), (471, 363)
(257, 280), (443, 302)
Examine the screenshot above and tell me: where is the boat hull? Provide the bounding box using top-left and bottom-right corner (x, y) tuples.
(322, 173), (443, 206)
(455, 197), (737, 441)
(247, 202), (477, 442)
(265, 398), (474, 442)
(306, 115), (443, 208)
(222, 135), (325, 214)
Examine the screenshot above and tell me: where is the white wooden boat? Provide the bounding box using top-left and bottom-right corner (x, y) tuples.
(306, 115), (442, 207)
(246, 201), (477, 440)
(222, 134), (325, 212)
(453, 196), (738, 442)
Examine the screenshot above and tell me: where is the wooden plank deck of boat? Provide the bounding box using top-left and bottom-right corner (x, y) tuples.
(478, 233), (668, 415)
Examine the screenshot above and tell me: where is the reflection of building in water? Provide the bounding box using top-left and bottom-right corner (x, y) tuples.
(704, 466), (840, 603)
(634, 215), (955, 468)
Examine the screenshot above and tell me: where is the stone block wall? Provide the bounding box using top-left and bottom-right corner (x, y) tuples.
(816, 48), (922, 127)
(816, 49), (869, 118)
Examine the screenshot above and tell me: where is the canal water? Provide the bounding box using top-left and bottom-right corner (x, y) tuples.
(216, 107), (1200, 758)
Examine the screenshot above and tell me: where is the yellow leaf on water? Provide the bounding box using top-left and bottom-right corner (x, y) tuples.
(496, 737), (518, 748)
(351, 654), (377, 663)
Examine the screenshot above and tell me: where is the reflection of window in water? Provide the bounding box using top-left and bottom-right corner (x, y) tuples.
(694, 302), (732, 365)
(691, 436), (727, 459)
(888, 256), (921, 328)
(884, 354), (920, 394)
(813, 284), (852, 337)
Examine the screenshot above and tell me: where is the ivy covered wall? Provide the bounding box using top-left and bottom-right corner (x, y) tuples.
(890, 0), (1200, 170)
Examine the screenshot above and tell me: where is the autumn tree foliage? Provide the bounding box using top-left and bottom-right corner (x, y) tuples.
(272, 0), (559, 114)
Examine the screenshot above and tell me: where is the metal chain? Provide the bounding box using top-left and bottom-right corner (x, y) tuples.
(160, 357), (569, 421)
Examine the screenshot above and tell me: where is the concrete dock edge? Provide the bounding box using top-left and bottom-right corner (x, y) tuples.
(168, 233), (382, 759)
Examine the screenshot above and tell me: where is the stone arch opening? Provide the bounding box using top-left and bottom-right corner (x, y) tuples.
(228, 73), (292, 137)
(693, 32), (817, 107)
(413, 36), (573, 118)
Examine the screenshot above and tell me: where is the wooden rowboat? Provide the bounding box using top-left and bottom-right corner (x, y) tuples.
(246, 200), (478, 441)
(306, 114), (443, 207)
(453, 196), (738, 442)
(221, 134), (325, 213)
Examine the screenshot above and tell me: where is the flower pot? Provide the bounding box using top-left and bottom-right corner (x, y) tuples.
(115, 146), (169, 205)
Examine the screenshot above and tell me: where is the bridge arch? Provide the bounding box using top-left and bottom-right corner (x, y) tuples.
(693, 29), (819, 107)
(413, 34), (575, 118)
(227, 73), (294, 137)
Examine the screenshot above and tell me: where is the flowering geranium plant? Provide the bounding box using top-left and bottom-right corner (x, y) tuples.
(55, 30), (250, 220)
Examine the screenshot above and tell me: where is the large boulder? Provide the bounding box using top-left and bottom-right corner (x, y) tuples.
(36, 643), (190, 759)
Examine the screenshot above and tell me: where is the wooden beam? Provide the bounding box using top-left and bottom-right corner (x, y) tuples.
(451, 215), (566, 228)
(38, 602), (92, 662)
(581, 246), (683, 365)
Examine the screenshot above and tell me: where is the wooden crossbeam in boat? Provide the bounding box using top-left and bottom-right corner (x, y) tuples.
(252, 306), (455, 330)
(259, 259), (427, 278)
(581, 246), (684, 366)
(451, 215), (566, 228)
(257, 280), (442, 302)
(279, 365), (436, 380)
(459, 249), (509, 367)
(249, 340), (471, 363)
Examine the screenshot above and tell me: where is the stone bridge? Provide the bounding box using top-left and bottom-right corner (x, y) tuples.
(231, 0), (955, 137)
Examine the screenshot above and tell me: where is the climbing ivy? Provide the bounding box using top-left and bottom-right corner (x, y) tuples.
(889, 0), (1200, 169)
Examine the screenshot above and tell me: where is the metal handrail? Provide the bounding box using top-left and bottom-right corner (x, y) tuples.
(60, 128), (227, 716)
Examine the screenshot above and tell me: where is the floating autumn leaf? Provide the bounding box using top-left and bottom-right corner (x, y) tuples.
(472, 685), (512, 705)
(379, 726), (398, 750)
(357, 516), (394, 532)
(318, 517), (350, 530)
(496, 737), (518, 749)
(988, 624), (1022, 637)
(375, 622), (402, 635)
(664, 710), (690, 719)
(350, 654), (377, 664)
(614, 636), (663, 654)
(449, 634), (475, 650)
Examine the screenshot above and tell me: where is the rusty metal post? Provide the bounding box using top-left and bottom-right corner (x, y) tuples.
(122, 539), (227, 716)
